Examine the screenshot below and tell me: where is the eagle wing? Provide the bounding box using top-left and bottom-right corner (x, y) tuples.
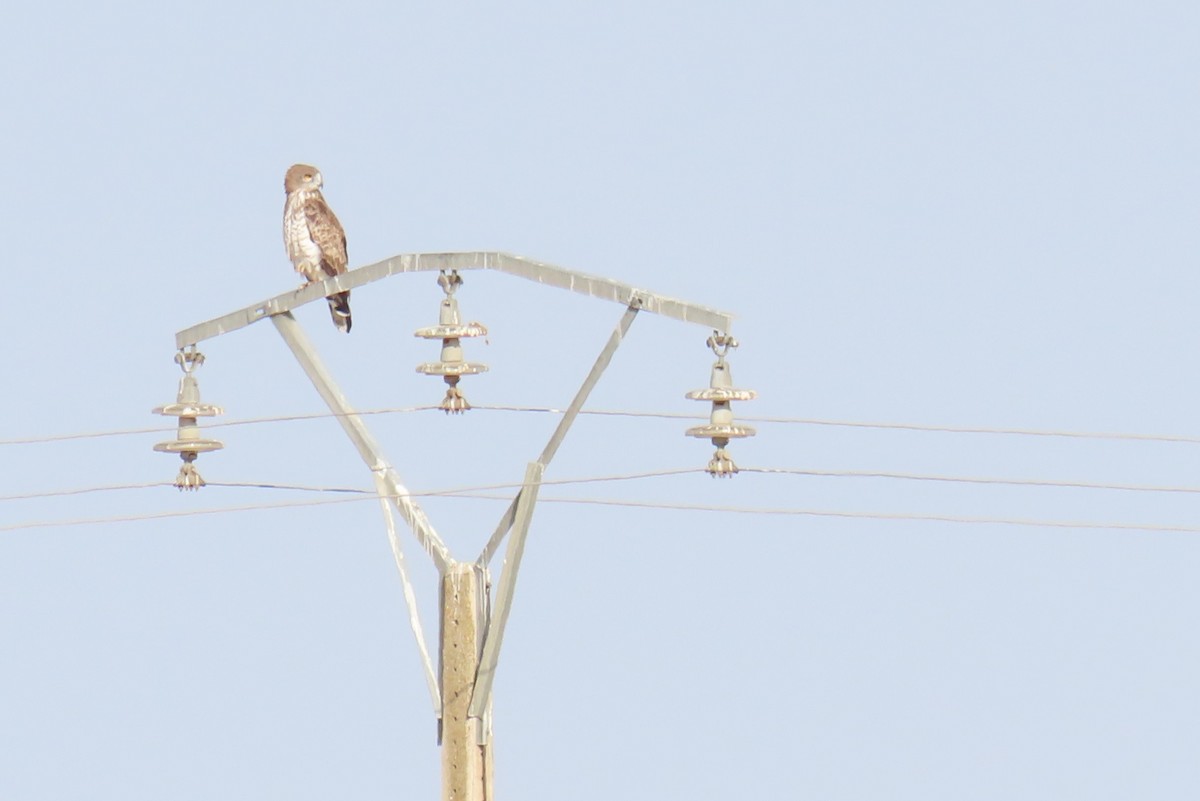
(303, 195), (348, 277)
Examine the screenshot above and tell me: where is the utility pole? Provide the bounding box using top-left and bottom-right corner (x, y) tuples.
(153, 252), (755, 799)
(441, 562), (491, 801)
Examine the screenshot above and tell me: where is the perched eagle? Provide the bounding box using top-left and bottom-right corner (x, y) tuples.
(283, 163), (352, 332)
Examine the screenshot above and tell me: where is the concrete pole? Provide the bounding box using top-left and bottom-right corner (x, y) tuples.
(441, 561), (493, 801)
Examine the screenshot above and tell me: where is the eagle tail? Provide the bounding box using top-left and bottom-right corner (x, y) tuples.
(327, 291), (352, 333)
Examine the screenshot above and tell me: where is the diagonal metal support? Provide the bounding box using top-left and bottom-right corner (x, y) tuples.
(271, 312), (450, 572)
(476, 303), (641, 567)
(468, 461), (543, 720)
(373, 474), (441, 718)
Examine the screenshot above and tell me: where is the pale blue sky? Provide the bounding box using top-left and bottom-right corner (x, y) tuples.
(3, 1), (1199, 798)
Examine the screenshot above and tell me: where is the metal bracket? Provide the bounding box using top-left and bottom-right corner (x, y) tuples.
(175, 252), (730, 348)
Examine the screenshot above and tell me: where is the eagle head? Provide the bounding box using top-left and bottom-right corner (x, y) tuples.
(284, 163), (323, 193)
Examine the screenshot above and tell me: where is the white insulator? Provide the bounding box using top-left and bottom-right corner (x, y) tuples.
(153, 351), (224, 490)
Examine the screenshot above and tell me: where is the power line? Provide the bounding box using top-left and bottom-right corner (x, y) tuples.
(512, 497), (1200, 535)
(0, 481), (174, 501)
(9, 464), (1200, 506)
(475, 406), (1200, 445)
(0, 494), (366, 532)
(5, 486), (1200, 535)
(0, 468), (700, 506)
(740, 467), (1200, 496)
(208, 481), (374, 494)
(0, 480), (378, 502)
(472, 495), (1200, 534)
(754, 416), (1200, 444)
(0, 424), (175, 446)
(6, 403), (1200, 448)
(0, 405), (443, 447)
(406, 467), (701, 496)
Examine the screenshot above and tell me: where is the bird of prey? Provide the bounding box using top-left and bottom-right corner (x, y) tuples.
(283, 163), (352, 332)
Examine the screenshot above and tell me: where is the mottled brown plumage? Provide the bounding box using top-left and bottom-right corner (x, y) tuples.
(283, 163), (352, 332)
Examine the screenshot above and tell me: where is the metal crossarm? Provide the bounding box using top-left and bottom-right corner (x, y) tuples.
(175, 251), (733, 348)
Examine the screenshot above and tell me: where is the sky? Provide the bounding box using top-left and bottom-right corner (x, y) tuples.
(3, 1), (1200, 798)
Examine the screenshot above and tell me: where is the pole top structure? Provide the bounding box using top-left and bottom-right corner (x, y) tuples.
(173, 251), (735, 349)
(154, 247), (754, 798)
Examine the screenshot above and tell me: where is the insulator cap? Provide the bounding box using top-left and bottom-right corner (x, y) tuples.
(153, 375), (223, 418)
(686, 361), (755, 403)
(153, 402), (223, 417)
(685, 423), (757, 441)
(153, 439), (225, 455)
(416, 362), (489, 377)
(414, 322), (488, 340)
(686, 387), (757, 403)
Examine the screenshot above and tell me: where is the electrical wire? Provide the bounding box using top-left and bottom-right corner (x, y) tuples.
(207, 482), (373, 494)
(745, 416), (1200, 444)
(0, 468), (700, 504)
(0, 495), (367, 532)
(0, 424), (176, 446)
(739, 467), (1200, 496)
(0, 482), (175, 501)
(6, 486), (1200, 536)
(409, 467), (701, 497)
(6, 403), (1200, 447)
(474, 406), (1200, 445)
(2, 466), (1198, 537)
(0, 481), (377, 503)
(454, 495), (1200, 535)
(0, 405), (442, 447)
(9, 464), (1200, 505)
